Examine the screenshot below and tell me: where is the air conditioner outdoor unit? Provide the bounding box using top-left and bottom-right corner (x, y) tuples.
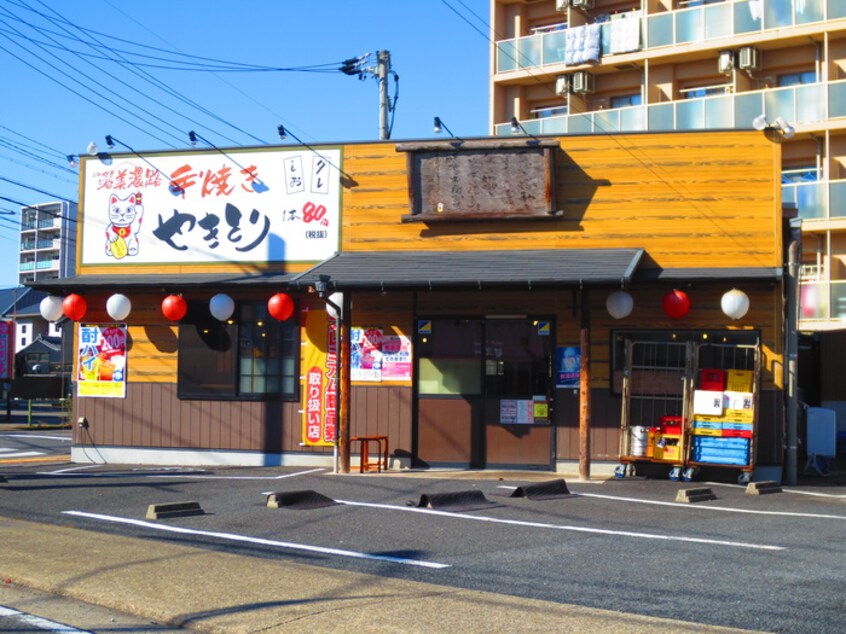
(572, 71), (594, 94)
(718, 50), (735, 74)
(555, 0), (568, 12)
(555, 75), (570, 96)
(571, 0), (595, 9)
(738, 46), (761, 71)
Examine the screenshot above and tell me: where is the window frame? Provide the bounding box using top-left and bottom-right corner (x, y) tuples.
(177, 299), (300, 402)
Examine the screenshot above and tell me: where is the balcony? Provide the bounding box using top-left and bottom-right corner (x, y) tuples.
(799, 280), (846, 323)
(783, 179), (846, 222)
(497, 79), (846, 136)
(495, 0), (846, 75)
(35, 259), (59, 271)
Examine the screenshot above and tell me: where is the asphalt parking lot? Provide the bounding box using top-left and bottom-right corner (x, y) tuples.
(2, 453), (845, 633)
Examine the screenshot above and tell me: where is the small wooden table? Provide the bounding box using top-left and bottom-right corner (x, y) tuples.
(351, 435), (389, 473)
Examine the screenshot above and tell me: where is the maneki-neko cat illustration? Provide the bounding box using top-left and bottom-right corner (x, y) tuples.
(105, 192), (144, 259)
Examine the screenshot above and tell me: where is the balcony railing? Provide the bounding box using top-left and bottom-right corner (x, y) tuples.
(799, 280), (846, 322)
(496, 79), (846, 136)
(783, 179), (846, 222)
(496, 0), (846, 75)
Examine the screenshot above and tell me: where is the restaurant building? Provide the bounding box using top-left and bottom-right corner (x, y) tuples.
(33, 129), (788, 477)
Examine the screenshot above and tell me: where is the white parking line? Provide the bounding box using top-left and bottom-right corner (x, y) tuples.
(42, 465), (102, 475)
(0, 451), (44, 459)
(703, 480), (846, 500)
(41, 467), (325, 480)
(0, 605), (91, 633)
(150, 467), (326, 481)
(574, 491), (846, 520)
(336, 500), (785, 551)
(62, 510), (450, 569)
(0, 434), (70, 442)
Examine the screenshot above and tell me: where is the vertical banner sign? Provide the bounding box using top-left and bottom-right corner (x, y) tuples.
(301, 308), (337, 447)
(0, 320), (14, 380)
(77, 324), (127, 398)
(351, 327), (383, 382)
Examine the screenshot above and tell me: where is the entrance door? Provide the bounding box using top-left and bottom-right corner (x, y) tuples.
(416, 317), (553, 469)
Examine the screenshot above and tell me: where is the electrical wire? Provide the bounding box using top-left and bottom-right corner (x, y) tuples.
(25, 0), (265, 146)
(0, 176), (69, 201)
(5, 0), (344, 73)
(0, 37), (178, 149)
(0, 7), (188, 148)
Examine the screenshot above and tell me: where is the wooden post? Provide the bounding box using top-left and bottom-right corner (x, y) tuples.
(339, 294), (352, 474)
(579, 288), (591, 482)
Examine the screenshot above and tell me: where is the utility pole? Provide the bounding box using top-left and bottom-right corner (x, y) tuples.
(377, 50), (391, 140)
(339, 50), (395, 141)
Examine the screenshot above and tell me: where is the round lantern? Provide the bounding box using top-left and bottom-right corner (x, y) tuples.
(267, 292), (295, 321)
(161, 294), (187, 321)
(62, 293), (88, 322)
(326, 291), (344, 319)
(209, 293), (235, 321)
(106, 293), (132, 321)
(606, 290), (634, 320)
(721, 288), (750, 320)
(39, 295), (64, 322)
(662, 289), (691, 320)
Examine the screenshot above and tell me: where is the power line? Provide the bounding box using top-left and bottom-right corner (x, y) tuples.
(0, 7), (187, 148)
(25, 0), (265, 146)
(5, 0), (344, 73)
(0, 175), (69, 201)
(0, 24), (345, 72)
(0, 37), (178, 149)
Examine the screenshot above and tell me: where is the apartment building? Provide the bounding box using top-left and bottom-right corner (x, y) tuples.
(17, 200), (76, 353)
(18, 200), (77, 286)
(491, 0), (846, 406)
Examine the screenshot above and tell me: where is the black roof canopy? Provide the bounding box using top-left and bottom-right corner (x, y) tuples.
(292, 248), (645, 291)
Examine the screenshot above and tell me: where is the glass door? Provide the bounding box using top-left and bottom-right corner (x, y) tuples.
(415, 317), (554, 469)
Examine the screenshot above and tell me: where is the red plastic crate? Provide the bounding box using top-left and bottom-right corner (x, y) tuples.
(722, 429), (753, 438)
(659, 416), (684, 435)
(699, 369), (726, 391)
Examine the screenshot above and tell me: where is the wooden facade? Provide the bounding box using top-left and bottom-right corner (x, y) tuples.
(53, 129), (786, 474)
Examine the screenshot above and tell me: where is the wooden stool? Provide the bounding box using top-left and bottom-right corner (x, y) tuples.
(351, 435), (389, 473)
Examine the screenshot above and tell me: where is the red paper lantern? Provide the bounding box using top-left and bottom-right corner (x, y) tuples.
(662, 289), (691, 320)
(161, 294), (187, 321)
(267, 293), (295, 321)
(62, 293), (88, 321)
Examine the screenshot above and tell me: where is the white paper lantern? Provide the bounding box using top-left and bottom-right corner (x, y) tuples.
(39, 295), (64, 322)
(721, 288), (750, 320)
(209, 293), (235, 321)
(606, 290), (634, 320)
(326, 292), (344, 319)
(106, 293), (132, 321)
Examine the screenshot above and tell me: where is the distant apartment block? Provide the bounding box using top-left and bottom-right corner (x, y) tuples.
(18, 200), (77, 286)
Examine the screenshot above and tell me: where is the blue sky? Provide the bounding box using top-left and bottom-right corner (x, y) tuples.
(0, 0), (491, 287)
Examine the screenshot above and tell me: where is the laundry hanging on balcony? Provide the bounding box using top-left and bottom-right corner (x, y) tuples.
(608, 16), (640, 55)
(565, 23), (601, 66)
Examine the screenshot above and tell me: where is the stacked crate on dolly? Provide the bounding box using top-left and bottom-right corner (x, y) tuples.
(615, 339), (693, 480)
(689, 368), (757, 484)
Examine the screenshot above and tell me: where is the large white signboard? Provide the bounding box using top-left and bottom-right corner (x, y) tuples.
(80, 148), (341, 265)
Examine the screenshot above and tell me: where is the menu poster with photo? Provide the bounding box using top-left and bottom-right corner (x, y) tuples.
(351, 327), (383, 382)
(77, 324), (127, 398)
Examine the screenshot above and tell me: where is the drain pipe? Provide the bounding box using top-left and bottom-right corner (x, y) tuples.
(785, 217), (801, 486)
